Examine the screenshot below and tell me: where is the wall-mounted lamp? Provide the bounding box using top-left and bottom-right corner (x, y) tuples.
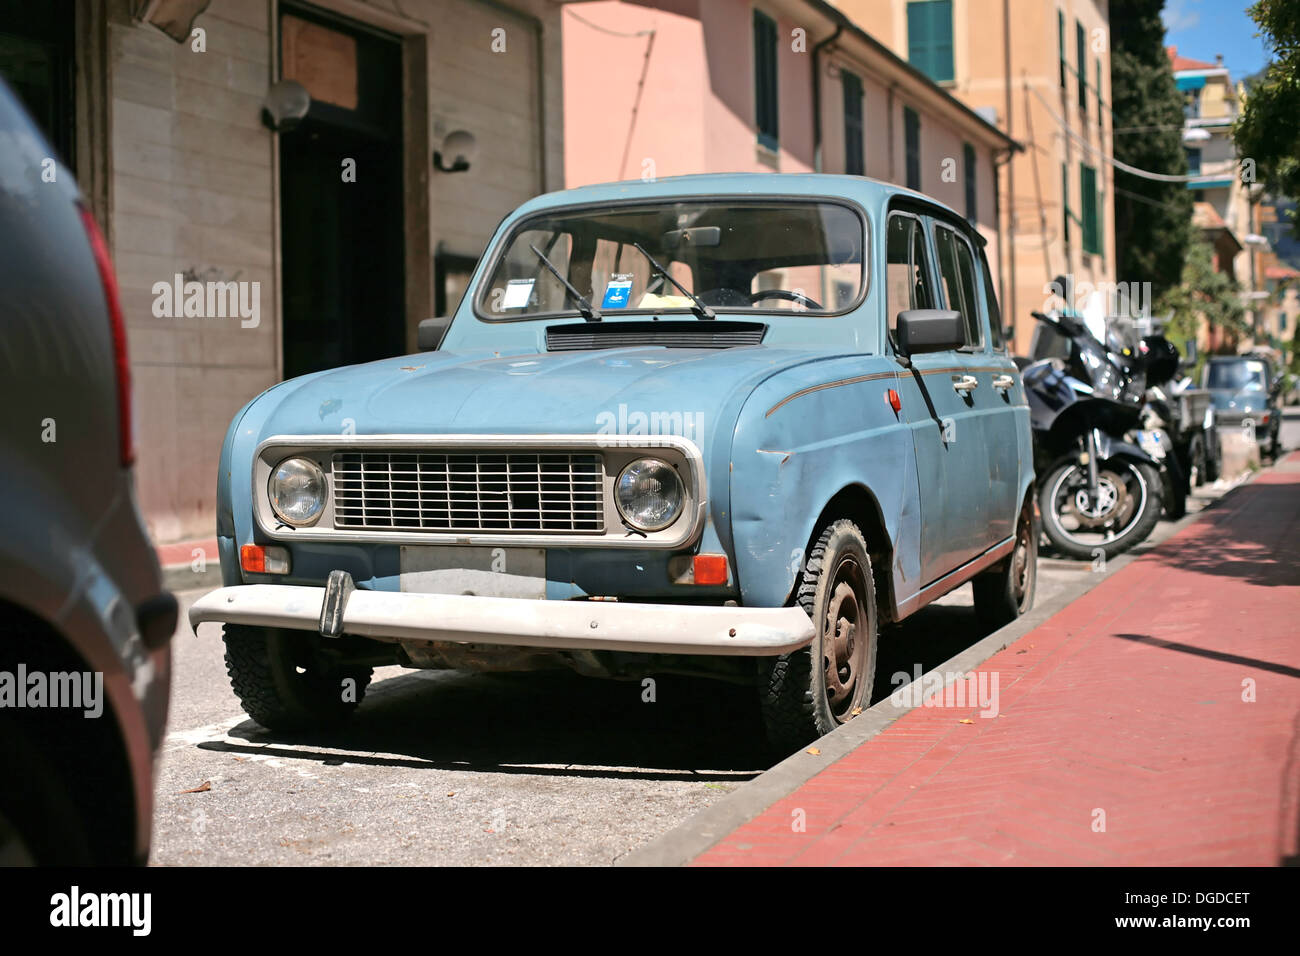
(434, 130), (477, 173)
(262, 81), (311, 133)
(131, 0), (211, 43)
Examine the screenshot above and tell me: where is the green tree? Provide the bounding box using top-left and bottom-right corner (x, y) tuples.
(1235, 0), (1300, 235)
(1159, 238), (1247, 367)
(1110, 0), (1194, 300)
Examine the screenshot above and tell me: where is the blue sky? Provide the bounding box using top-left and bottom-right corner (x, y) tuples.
(1161, 0), (1271, 81)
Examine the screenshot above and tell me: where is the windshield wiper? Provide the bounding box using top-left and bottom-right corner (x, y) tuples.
(529, 243), (601, 322)
(631, 242), (715, 319)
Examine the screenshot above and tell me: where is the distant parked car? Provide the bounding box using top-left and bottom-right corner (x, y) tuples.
(190, 173), (1036, 751)
(1202, 354), (1284, 459)
(0, 80), (175, 864)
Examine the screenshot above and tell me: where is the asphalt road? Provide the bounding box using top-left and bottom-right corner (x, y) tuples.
(151, 435), (1278, 865)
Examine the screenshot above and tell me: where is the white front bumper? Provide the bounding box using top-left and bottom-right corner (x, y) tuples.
(188, 585), (815, 656)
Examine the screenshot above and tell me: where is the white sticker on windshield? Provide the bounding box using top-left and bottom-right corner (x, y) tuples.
(501, 278), (535, 309)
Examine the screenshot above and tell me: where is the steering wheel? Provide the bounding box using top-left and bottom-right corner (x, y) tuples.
(748, 289), (824, 311)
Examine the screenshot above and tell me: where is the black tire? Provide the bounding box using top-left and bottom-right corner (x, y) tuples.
(223, 625), (372, 731)
(1187, 433), (1206, 487)
(0, 722), (93, 865)
(759, 519), (878, 754)
(972, 493), (1037, 631)
(1162, 456), (1187, 520)
(1039, 458), (1164, 560)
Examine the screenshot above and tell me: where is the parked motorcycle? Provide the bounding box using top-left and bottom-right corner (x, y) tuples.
(1021, 309), (1165, 560)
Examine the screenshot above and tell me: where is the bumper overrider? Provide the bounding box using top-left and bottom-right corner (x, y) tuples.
(188, 571), (815, 656)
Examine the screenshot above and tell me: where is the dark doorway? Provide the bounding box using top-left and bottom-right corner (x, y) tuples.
(278, 4), (405, 379)
(0, 0), (76, 166)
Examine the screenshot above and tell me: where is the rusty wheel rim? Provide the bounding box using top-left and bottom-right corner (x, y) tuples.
(822, 554), (869, 723)
(1011, 504), (1034, 611)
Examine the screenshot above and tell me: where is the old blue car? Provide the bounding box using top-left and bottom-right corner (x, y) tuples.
(190, 173), (1036, 750)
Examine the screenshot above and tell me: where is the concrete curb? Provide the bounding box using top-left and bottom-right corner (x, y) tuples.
(162, 562), (223, 593)
(616, 474), (1253, 867)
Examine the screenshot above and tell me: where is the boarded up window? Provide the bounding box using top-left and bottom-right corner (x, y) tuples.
(281, 14), (358, 110)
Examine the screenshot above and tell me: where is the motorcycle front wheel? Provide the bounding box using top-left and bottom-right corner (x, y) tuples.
(1039, 457), (1164, 561)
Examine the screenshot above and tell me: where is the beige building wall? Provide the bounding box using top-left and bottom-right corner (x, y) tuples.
(837, 0), (1117, 354)
(89, 0), (565, 543)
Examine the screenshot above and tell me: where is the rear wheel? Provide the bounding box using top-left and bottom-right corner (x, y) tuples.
(972, 494), (1037, 631)
(223, 625), (372, 731)
(759, 520), (878, 754)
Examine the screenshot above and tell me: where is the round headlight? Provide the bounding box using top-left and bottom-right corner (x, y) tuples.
(268, 457), (327, 527)
(615, 458), (684, 532)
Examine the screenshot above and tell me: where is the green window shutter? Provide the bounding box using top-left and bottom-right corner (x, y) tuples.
(843, 71), (864, 176)
(1076, 21), (1087, 109)
(1096, 59), (1103, 127)
(753, 10), (779, 150)
(907, 1), (953, 83)
(1058, 11), (1066, 88)
(963, 143), (976, 222)
(1080, 163), (1100, 255)
(1062, 163), (1070, 246)
(905, 107), (921, 190)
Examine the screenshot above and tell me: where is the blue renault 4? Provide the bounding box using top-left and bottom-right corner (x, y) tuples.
(190, 173), (1035, 751)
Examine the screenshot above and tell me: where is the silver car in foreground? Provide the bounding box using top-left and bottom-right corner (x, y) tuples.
(0, 80), (175, 864)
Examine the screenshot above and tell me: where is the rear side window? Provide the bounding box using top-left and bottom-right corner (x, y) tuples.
(933, 224), (982, 348)
(978, 246), (1004, 350)
(885, 213), (935, 333)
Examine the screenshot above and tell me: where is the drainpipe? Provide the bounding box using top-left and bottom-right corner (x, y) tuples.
(811, 25), (843, 173)
(1002, 0), (1017, 347)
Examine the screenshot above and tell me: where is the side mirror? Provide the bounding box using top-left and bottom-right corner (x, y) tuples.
(418, 317), (450, 351)
(896, 309), (966, 361)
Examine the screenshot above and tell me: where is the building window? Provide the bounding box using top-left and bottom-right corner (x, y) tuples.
(1184, 88), (1201, 119)
(1080, 163), (1100, 255)
(1076, 20), (1087, 111)
(1062, 163), (1070, 247)
(753, 10), (779, 151)
(1185, 147), (1202, 176)
(843, 70), (864, 175)
(963, 143), (977, 222)
(1058, 10), (1066, 89)
(906, 0), (954, 84)
(904, 107), (921, 190)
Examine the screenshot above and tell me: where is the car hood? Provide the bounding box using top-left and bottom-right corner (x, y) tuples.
(258, 345), (837, 449)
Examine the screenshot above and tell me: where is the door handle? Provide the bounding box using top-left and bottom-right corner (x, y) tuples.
(993, 374), (1015, 390)
(952, 374), (978, 393)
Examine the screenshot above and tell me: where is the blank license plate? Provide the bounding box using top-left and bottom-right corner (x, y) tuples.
(399, 546), (546, 599)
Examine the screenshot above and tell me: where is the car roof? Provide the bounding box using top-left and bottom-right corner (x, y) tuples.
(511, 172), (962, 222)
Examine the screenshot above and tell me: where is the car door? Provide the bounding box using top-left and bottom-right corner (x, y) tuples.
(887, 210), (985, 585)
(968, 241), (1025, 542)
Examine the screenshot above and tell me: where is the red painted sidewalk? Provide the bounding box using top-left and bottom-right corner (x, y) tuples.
(696, 457), (1300, 866)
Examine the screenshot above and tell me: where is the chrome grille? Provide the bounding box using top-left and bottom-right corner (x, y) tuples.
(331, 451), (605, 533)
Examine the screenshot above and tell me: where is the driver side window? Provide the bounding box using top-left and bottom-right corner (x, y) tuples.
(886, 213), (934, 333)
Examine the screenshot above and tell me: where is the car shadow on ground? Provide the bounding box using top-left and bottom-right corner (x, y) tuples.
(198, 597), (1007, 777)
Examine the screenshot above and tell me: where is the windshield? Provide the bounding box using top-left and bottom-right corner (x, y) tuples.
(1206, 359), (1267, 392)
(476, 200), (866, 319)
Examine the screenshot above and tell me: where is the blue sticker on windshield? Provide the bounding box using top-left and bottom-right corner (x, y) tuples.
(601, 274), (633, 309)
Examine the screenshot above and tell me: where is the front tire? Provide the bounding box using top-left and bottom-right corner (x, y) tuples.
(972, 493), (1037, 631)
(223, 625), (373, 731)
(1039, 457), (1163, 560)
(759, 519), (878, 754)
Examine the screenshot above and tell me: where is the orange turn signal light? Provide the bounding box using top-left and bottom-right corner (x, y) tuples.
(887, 388), (902, 413)
(241, 543), (290, 575)
(693, 554), (729, 586)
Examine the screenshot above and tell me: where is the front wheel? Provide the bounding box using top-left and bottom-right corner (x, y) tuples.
(1039, 457), (1163, 560)
(223, 625), (373, 732)
(759, 519), (878, 754)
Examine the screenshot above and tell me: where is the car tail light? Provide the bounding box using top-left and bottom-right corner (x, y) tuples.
(77, 204), (133, 468)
